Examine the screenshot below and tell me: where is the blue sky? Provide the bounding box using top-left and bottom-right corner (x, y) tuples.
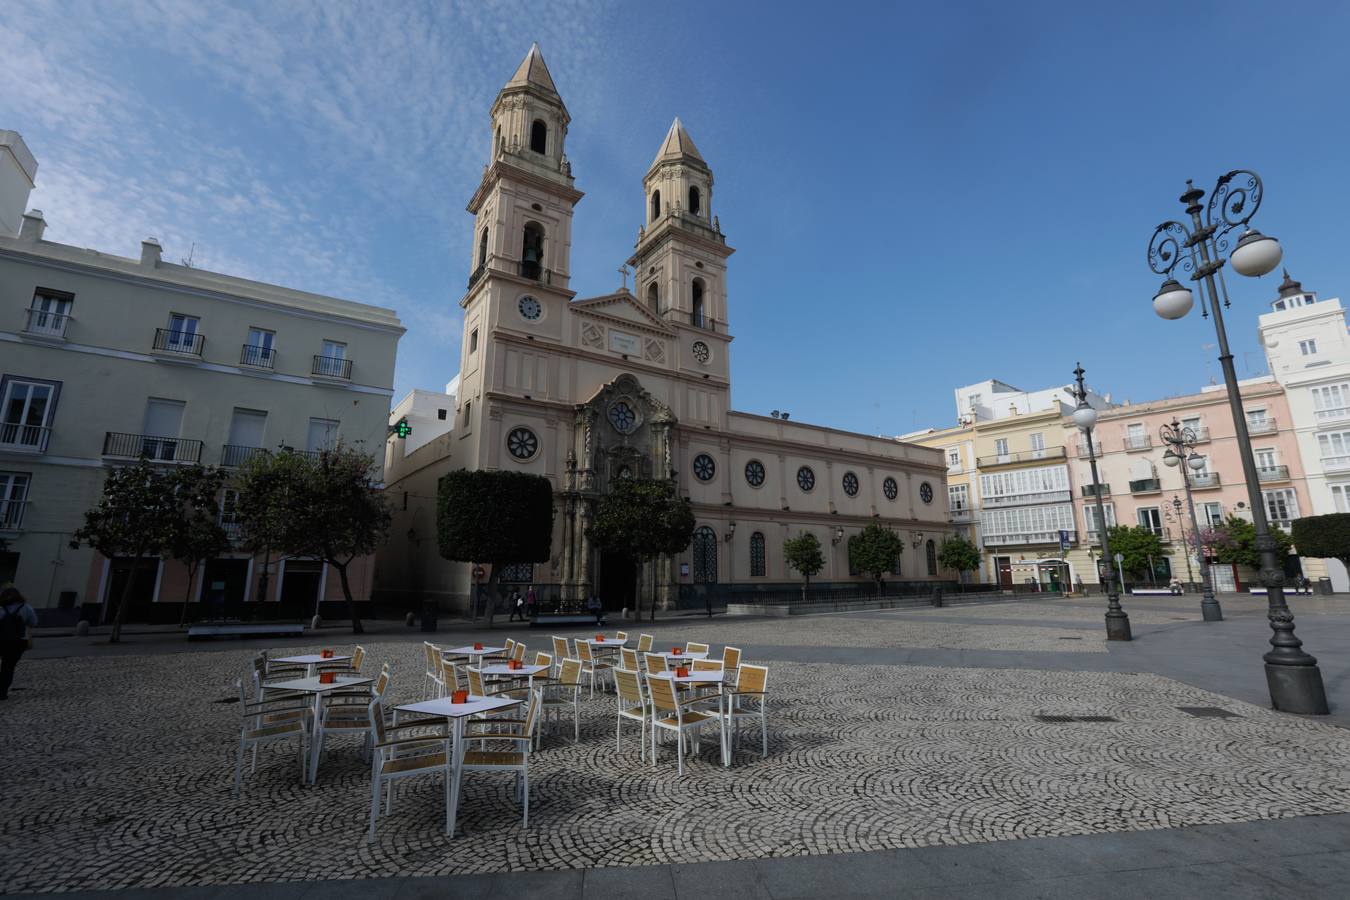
(3, 1), (1349, 435)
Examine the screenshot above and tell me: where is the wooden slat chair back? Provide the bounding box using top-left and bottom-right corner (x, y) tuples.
(644, 672), (714, 775)
(552, 635), (570, 661)
(644, 652), (673, 674)
(686, 642), (710, 655)
(614, 631), (628, 641)
(512, 642), (528, 663)
(637, 633), (654, 652)
(365, 698), (453, 839)
(621, 647), (640, 671)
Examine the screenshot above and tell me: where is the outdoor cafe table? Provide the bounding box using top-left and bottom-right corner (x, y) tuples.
(583, 636), (627, 656)
(655, 650), (709, 662)
(443, 645), (506, 665)
(270, 653), (351, 677)
(393, 694), (522, 836)
(477, 662), (549, 690)
(262, 674), (373, 783)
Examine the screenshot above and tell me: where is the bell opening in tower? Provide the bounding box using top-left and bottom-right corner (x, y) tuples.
(521, 222), (544, 280)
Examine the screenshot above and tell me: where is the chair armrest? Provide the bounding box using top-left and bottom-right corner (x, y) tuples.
(462, 732), (530, 743)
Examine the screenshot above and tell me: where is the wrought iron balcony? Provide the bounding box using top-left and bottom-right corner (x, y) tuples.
(220, 445), (267, 467)
(152, 328), (204, 357)
(24, 308), (70, 338)
(1188, 472), (1221, 489)
(1124, 434), (1152, 451)
(467, 263), (486, 289)
(949, 507), (973, 523)
(1129, 478), (1162, 494)
(311, 355), (352, 379)
(1188, 426), (1211, 443)
(0, 499), (28, 531)
(975, 446), (1067, 467)
(1247, 417), (1277, 435)
(0, 422), (51, 453)
(239, 344), (275, 369)
(102, 431), (203, 464)
(1081, 483), (1110, 497)
(1074, 440), (1102, 458)
(1257, 465), (1291, 483)
(219, 514), (244, 544)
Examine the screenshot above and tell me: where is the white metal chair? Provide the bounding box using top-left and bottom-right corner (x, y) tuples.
(614, 668), (651, 762)
(423, 642), (445, 699)
(722, 663), (769, 760)
(645, 672), (715, 776)
(637, 633), (654, 653)
(366, 698), (452, 839)
(541, 657), (583, 744)
(233, 678), (309, 797)
(311, 663), (391, 779)
(458, 689), (543, 828)
(576, 639), (614, 697)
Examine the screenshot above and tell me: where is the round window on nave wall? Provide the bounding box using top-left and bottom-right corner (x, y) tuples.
(744, 459), (765, 487)
(883, 477), (898, 501)
(842, 471), (859, 497)
(797, 466), (815, 492)
(693, 453), (717, 482)
(506, 426), (539, 461)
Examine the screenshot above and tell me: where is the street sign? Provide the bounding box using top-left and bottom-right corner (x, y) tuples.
(1113, 553), (1124, 564)
(472, 565), (485, 579)
(1058, 529), (1070, 551)
(392, 418), (413, 439)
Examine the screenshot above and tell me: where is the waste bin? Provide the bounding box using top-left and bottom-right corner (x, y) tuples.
(1318, 577), (1333, 596)
(420, 599), (439, 632)
(931, 586), (943, 608)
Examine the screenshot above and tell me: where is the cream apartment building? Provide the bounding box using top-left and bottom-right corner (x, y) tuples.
(375, 46), (952, 614)
(0, 130), (404, 621)
(1060, 378), (1308, 591)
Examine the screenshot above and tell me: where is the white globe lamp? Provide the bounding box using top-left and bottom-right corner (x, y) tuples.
(1153, 279), (1194, 319)
(1072, 405), (1098, 431)
(1230, 229), (1283, 277)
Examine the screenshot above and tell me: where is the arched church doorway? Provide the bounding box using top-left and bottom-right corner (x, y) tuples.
(597, 550), (636, 612)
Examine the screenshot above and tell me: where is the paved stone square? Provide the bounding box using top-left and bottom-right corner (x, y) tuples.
(6, 610), (1350, 894)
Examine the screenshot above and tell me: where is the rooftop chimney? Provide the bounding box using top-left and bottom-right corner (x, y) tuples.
(0, 130), (38, 238)
(19, 208), (45, 242)
(141, 237), (162, 268)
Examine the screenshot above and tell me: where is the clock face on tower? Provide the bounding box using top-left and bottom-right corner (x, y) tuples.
(518, 296), (542, 321)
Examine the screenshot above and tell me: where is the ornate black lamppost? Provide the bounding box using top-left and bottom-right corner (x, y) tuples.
(1147, 171), (1327, 714)
(1071, 364), (1131, 641)
(1159, 418), (1222, 621)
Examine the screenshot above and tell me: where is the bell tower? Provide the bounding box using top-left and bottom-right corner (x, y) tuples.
(458, 43), (584, 468)
(628, 118), (734, 376)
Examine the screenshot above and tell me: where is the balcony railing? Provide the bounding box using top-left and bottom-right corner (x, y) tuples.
(103, 431), (203, 464)
(0, 422), (51, 453)
(1129, 478), (1162, 494)
(975, 446), (1067, 467)
(312, 355), (352, 379)
(0, 499), (28, 531)
(1081, 483), (1110, 497)
(949, 507), (973, 523)
(1257, 465), (1291, 483)
(153, 328), (204, 357)
(1124, 434), (1152, 451)
(1322, 455), (1350, 473)
(220, 445), (267, 467)
(1188, 426), (1211, 443)
(1074, 440), (1103, 458)
(1188, 472), (1221, 489)
(982, 489), (1072, 507)
(239, 344), (275, 369)
(220, 515), (244, 544)
(982, 529), (1076, 547)
(1247, 417), (1277, 435)
(24, 308), (70, 338)
(467, 263), (486, 289)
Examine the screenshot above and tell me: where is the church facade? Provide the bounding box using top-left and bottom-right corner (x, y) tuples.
(377, 45), (952, 612)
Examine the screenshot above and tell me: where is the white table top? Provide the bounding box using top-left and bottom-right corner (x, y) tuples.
(263, 675), (372, 694)
(584, 637), (628, 646)
(477, 663), (549, 676)
(655, 651), (710, 661)
(395, 695), (521, 718)
(271, 654), (351, 665)
(652, 670), (723, 684)
(444, 645), (506, 656)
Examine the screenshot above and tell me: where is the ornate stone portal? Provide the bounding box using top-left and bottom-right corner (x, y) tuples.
(560, 373), (676, 607)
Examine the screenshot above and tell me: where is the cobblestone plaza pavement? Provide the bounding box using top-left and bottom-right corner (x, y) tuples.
(6, 594), (1350, 897)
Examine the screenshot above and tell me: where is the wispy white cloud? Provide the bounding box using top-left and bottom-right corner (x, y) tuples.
(0, 0), (616, 397)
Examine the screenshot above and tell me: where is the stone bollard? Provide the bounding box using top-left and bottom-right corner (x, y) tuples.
(405, 611), (416, 627)
(930, 586), (943, 608)
(310, 614), (322, 630)
(75, 620), (90, 637)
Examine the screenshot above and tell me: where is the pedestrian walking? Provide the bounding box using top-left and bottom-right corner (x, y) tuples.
(587, 593), (606, 626)
(509, 588), (524, 622)
(704, 592), (713, 618)
(525, 585), (537, 619)
(0, 586), (38, 701)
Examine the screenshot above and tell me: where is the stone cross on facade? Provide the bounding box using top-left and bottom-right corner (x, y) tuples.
(618, 264), (631, 291)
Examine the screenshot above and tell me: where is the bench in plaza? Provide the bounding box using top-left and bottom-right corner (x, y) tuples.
(530, 614), (597, 627)
(1129, 588), (1178, 595)
(187, 622), (306, 641)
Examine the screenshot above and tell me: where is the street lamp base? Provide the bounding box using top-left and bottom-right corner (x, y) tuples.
(1201, 599), (1223, 622)
(1265, 662), (1330, 715)
(1105, 613), (1132, 641)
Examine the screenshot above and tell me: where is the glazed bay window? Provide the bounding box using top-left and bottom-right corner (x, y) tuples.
(0, 377), (58, 452)
(1331, 483), (1350, 514)
(0, 472), (30, 530)
(313, 340), (351, 379)
(1263, 489), (1299, 528)
(948, 483), (969, 512)
(1316, 430), (1350, 472)
(241, 328), (275, 368)
(1312, 382), (1350, 424)
(26, 288), (73, 337)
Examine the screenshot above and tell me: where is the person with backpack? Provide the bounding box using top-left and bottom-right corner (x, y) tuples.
(0, 586), (38, 700)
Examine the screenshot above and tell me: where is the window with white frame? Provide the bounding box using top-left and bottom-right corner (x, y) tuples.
(981, 503), (1075, 539)
(1201, 501), (1224, 526)
(1317, 430), (1350, 470)
(948, 483), (969, 511)
(979, 464), (1070, 503)
(1246, 408), (1270, 428)
(1083, 501), (1116, 534)
(1263, 489), (1299, 524)
(1030, 432), (1046, 453)
(1137, 506), (1163, 536)
(28, 288), (73, 335)
(0, 471), (30, 529)
(994, 438), (1008, 457)
(243, 328), (275, 367)
(1312, 383), (1350, 423)
(1300, 339), (1318, 356)
(307, 417), (340, 452)
(1255, 448), (1278, 469)
(947, 448), (961, 469)
(0, 377), (58, 450)
(1181, 416), (1203, 438)
(1332, 484), (1350, 514)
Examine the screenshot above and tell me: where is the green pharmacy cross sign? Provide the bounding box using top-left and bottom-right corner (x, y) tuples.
(391, 419), (412, 439)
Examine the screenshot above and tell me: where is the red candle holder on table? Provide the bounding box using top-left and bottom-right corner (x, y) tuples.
(473, 642), (484, 651)
(676, 667), (689, 678)
(320, 649), (334, 659)
(318, 672), (336, 684)
(451, 689), (469, 704)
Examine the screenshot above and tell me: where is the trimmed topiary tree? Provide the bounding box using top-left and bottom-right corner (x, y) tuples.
(1291, 513), (1350, 576)
(782, 532), (825, 602)
(937, 534), (981, 583)
(587, 478), (695, 620)
(437, 469), (554, 625)
(847, 523), (903, 592)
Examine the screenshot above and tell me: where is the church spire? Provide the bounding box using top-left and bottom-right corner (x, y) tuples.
(505, 42), (560, 96)
(650, 117), (705, 170)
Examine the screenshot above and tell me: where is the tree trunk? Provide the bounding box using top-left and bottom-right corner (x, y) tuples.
(334, 561), (364, 634)
(178, 562), (198, 628)
(110, 550), (147, 644)
(802, 573), (810, 603)
(485, 568), (503, 628)
(648, 555), (658, 622)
